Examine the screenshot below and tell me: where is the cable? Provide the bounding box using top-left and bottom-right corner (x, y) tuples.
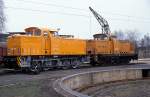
(5, 0), (89, 12)
(5, 0), (150, 21)
(5, 6), (90, 18)
(101, 11), (150, 21)
(5, 0), (150, 20)
(3, 5), (150, 23)
(110, 18), (150, 23)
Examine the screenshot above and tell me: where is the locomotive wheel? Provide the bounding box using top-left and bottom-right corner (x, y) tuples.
(90, 56), (97, 66)
(90, 61), (96, 66)
(61, 60), (70, 70)
(62, 66), (69, 70)
(71, 64), (79, 69)
(30, 62), (41, 74)
(124, 59), (130, 64)
(71, 64), (78, 69)
(21, 68), (30, 73)
(71, 60), (80, 69)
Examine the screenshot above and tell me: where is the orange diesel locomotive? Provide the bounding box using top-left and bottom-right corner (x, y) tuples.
(87, 7), (137, 65)
(87, 34), (137, 65)
(4, 27), (87, 73)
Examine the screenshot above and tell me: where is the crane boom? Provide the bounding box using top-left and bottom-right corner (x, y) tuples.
(89, 7), (111, 34)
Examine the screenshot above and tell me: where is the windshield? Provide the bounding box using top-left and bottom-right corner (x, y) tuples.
(26, 31), (41, 36)
(26, 32), (33, 36)
(25, 27), (41, 36)
(93, 34), (108, 40)
(52, 31), (58, 37)
(34, 31), (41, 36)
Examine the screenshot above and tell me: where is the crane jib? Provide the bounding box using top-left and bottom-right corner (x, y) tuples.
(89, 6), (111, 35)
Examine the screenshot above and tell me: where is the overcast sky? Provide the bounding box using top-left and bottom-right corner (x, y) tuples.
(4, 0), (150, 39)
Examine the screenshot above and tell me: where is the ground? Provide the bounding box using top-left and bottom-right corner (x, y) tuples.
(0, 78), (61, 97)
(81, 79), (150, 97)
(0, 59), (149, 97)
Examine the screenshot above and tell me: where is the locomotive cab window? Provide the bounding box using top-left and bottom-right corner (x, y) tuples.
(34, 31), (41, 36)
(26, 32), (33, 36)
(43, 32), (49, 37)
(53, 31), (58, 36)
(93, 34), (108, 40)
(25, 28), (41, 36)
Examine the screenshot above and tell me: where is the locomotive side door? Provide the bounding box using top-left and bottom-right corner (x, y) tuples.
(42, 32), (51, 55)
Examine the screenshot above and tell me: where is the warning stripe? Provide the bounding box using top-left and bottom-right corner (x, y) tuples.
(17, 57), (21, 67)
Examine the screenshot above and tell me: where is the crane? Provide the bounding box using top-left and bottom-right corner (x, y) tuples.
(89, 6), (111, 35)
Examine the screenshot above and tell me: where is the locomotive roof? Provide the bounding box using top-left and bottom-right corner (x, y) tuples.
(25, 27), (59, 33)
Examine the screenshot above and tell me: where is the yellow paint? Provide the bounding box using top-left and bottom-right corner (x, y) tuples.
(7, 27), (86, 56)
(7, 27), (135, 56)
(86, 38), (135, 55)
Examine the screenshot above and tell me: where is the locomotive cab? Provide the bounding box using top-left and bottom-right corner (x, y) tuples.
(7, 27), (59, 56)
(93, 33), (110, 40)
(25, 27), (59, 37)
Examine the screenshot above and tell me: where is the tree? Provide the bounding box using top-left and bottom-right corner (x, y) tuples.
(139, 33), (150, 48)
(139, 33), (150, 58)
(0, 0), (5, 33)
(126, 30), (140, 53)
(143, 34), (150, 47)
(113, 30), (126, 40)
(126, 30), (139, 41)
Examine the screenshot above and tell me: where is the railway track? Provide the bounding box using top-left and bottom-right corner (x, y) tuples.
(0, 60), (150, 97)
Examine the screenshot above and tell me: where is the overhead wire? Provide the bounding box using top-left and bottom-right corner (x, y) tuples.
(4, 6), (150, 24)
(5, 0), (150, 21)
(4, 6), (90, 18)
(3, 0), (150, 23)
(5, 0), (89, 12)
(6, 0), (150, 22)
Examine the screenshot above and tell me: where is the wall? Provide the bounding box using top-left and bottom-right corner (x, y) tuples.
(54, 69), (143, 97)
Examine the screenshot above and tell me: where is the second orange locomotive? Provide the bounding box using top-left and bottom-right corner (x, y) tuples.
(87, 33), (137, 66)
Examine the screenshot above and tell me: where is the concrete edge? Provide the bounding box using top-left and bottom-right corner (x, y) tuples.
(53, 68), (148, 97)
